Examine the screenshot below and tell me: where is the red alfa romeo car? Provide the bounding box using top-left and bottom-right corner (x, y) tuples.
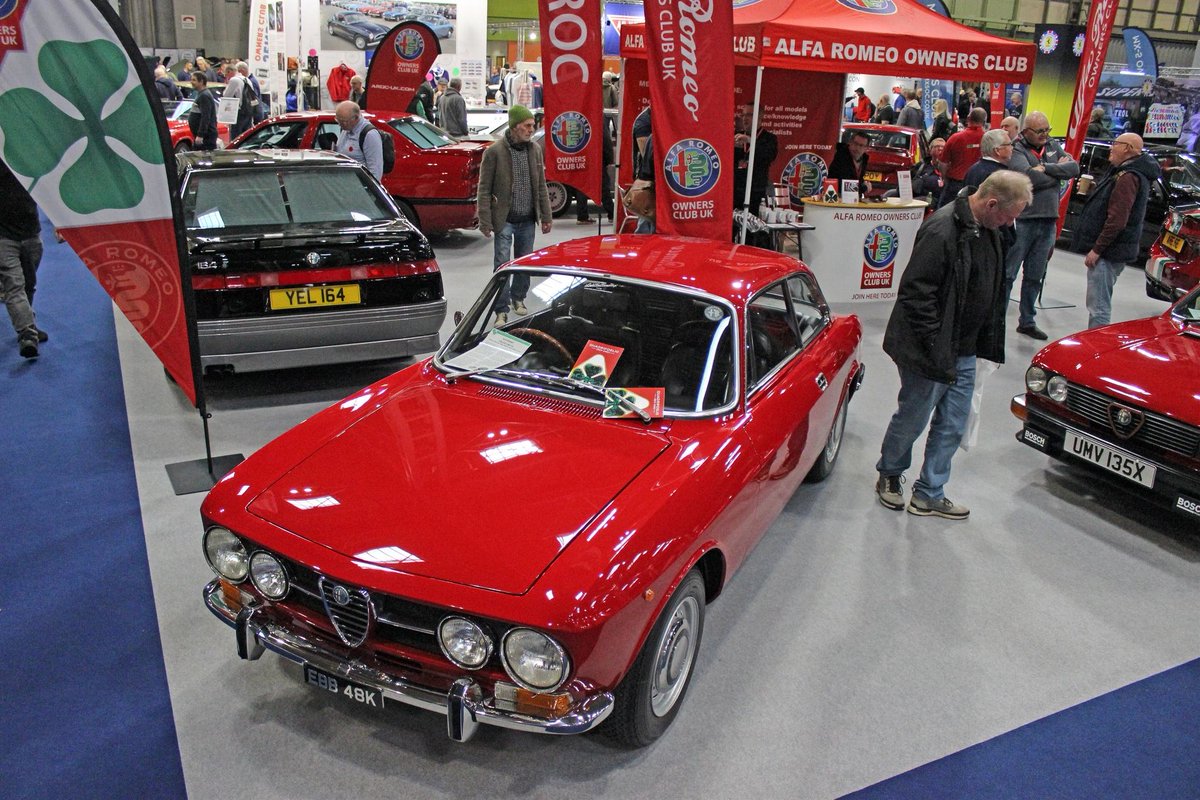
(841, 123), (927, 198)
(164, 98), (231, 153)
(200, 235), (864, 745)
(231, 111), (487, 234)
(1145, 203), (1200, 301)
(1012, 287), (1200, 520)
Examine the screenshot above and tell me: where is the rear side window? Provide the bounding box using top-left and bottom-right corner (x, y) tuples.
(182, 167), (395, 230)
(747, 283), (801, 388)
(236, 122), (308, 150)
(388, 117), (455, 149)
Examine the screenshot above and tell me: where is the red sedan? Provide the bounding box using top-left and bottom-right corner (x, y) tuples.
(841, 123), (927, 197)
(231, 111), (487, 234)
(1145, 205), (1200, 301)
(200, 235), (864, 746)
(164, 98), (231, 153)
(1012, 287), (1200, 520)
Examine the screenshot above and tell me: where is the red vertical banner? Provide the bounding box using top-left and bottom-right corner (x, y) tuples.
(644, 0), (733, 239)
(363, 22), (441, 113)
(1058, 0), (1119, 226)
(538, 0), (604, 206)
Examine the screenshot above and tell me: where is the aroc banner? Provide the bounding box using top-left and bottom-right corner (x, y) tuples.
(0, 0), (199, 404)
(644, 0), (733, 239)
(538, 0), (604, 207)
(363, 22), (441, 112)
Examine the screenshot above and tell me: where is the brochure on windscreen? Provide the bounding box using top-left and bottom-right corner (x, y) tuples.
(443, 329), (531, 371)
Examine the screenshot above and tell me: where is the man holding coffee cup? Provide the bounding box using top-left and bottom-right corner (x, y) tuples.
(1070, 132), (1160, 328)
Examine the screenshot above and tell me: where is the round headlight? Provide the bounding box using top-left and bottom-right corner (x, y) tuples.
(1047, 375), (1069, 402)
(501, 628), (569, 692)
(204, 526), (248, 582)
(437, 617), (493, 670)
(249, 551), (289, 600)
(1025, 365), (1048, 393)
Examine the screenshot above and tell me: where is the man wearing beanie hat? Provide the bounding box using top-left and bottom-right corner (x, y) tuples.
(477, 104), (552, 323)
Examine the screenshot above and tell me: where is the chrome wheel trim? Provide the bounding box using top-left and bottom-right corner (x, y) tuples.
(649, 595), (700, 717)
(824, 400), (847, 463)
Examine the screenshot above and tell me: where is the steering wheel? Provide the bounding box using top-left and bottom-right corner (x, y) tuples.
(510, 328), (573, 366)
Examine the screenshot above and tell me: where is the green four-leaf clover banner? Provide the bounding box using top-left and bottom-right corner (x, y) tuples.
(0, 0), (200, 405)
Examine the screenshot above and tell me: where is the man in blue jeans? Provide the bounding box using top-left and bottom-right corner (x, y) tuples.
(1005, 111), (1079, 340)
(476, 105), (552, 323)
(875, 171), (1032, 519)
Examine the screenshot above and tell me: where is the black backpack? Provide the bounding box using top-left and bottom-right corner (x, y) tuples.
(359, 124), (395, 174)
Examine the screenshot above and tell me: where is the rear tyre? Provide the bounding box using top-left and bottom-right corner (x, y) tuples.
(805, 395), (847, 483)
(174, 140), (192, 154)
(606, 570), (705, 747)
(393, 198), (420, 230)
(548, 181), (571, 218)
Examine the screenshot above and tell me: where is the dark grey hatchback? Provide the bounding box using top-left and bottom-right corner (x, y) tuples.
(178, 149), (445, 373)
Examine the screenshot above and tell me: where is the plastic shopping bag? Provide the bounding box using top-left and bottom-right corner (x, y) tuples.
(960, 359), (1000, 452)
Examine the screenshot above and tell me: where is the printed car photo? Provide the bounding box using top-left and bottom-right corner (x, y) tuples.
(1011, 288), (1200, 520)
(200, 235), (864, 745)
(327, 11), (390, 49)
(178, 148), (445, 373)
(231, 110), (487, 234)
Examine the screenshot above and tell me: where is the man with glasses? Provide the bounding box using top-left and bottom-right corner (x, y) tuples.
(1070, 133), (1160, 327)
(1005, 111), (1079, 340)
(333, 101), (384, 180)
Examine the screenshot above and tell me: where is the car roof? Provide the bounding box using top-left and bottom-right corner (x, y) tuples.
(505, 235), (812, 304)
(177, 148), (361, 174)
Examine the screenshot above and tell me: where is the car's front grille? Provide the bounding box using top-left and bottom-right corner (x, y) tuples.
(273, 554), (511, 670)
(1066, 382), (1200, 458)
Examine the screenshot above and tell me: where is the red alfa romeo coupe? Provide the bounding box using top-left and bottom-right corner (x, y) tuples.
(200, 236), (864, 745)
(1012, 287), (1200, 520)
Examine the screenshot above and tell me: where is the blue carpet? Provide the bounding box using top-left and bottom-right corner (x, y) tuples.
(842, 657), (1200, 799)
(0, 226), (186, 799)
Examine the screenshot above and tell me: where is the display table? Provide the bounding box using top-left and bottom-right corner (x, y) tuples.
(799, 198), (927, 303)
(763, 221), (815, 260)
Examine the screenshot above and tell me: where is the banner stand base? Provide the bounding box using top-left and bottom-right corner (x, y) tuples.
(166, 454), (245, 495)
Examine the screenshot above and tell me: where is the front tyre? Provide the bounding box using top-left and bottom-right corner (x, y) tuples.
(354, 35), (367, 50)
(607, 569), (705, 747)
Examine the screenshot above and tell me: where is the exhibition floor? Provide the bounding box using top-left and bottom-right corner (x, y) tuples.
(4, 219), (1200, 799)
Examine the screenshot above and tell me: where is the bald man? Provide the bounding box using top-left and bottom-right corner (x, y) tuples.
(1000, 116), (1020, 142)
(1070, 132), (1160, 328)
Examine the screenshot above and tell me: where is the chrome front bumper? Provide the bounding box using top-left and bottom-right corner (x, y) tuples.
(203, 580), (613, 742)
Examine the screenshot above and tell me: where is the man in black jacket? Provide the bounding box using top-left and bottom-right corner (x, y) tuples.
(1071, 132), (1160, 327)
(187, 72), (219, 150)
(733, 104), (778, 213)
(829, 130), (870, 195)
(875, 171), (1032, 520)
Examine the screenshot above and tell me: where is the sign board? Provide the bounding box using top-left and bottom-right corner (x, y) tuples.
(181, 14), (196, 30)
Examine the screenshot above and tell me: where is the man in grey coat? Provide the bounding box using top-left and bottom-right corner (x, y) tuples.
(477, 105), (552, 323)
(1004, 111), (1079, 340)
(437, 78), (469, 138)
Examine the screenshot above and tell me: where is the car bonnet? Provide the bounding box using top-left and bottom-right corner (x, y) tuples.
(1038, 314), (1200, 422)
(246, 379), (672, 594)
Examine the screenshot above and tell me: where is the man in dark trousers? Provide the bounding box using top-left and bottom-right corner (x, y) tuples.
(1071, 132), (1160, 328)
(733, 103), (778, 213)
(0, 160), (43, 359)
(187, 71), (219, 150)
(874, 171), (1032, 520)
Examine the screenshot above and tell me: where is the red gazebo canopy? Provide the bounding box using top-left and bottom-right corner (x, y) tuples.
(620, 0), (1035, 83)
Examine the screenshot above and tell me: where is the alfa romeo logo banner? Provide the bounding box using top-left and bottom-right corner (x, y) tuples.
(0, 0), (199, 404)
(538, 0), (603, 207)
(363, 22), (441, 113)
(644, 0), (733, 239)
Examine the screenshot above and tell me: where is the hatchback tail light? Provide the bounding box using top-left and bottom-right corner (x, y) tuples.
(192, 259), (439, 291)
